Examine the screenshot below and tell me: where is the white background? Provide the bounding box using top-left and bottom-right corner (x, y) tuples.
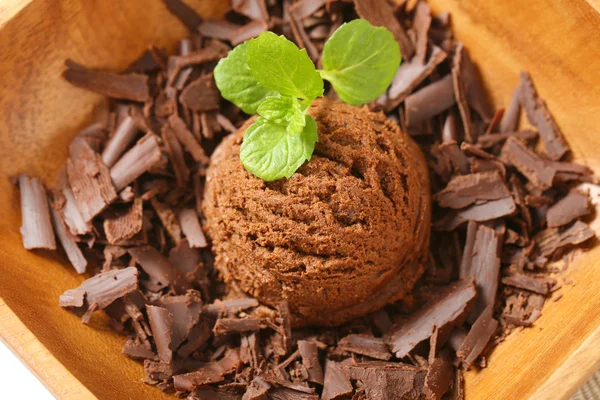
(0, 339), (53, 399)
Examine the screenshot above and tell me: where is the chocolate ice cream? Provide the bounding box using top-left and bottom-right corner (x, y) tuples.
(202, 98), (431, 326)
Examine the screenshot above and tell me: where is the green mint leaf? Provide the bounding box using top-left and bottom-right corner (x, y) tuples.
(240, 115), (318, 181)
(257, 96), (306, 135)
(320, 19), (401, 105)
(214, 41), (277, 114)
(246, 32), (324, 100)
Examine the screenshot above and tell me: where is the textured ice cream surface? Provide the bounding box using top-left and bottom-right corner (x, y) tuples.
(202, 98), (431, 327)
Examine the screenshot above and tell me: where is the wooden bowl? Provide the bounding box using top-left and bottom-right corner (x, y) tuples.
(0, 0), (599, 399)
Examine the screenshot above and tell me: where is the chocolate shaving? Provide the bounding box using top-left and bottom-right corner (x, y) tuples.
(101, 115), (139, 167)
(177, 317), (214, 358)
(50, 202), (86, 273)
(67, 138), (118, 221)
(297, 340), (324, 385)
(147, 305), (174, 363)
(424, 350), (454, 399)
(232, 0), (269, 21)
(129, 246), (190, 294)
(169, 114), (209, 164)
(126, 46), (166, 74)
(244, 376), (271, 400)
(17, 175), (56, 250)
(501, 275), (555, 295)
(179, 208), (208, 248)
(169, 240), (202, 279)
(388, 278), (476, 357)
(500, 137), (556, 190)
(460, 221), (503, 322)
(180, 74), (221, 112)
(122, 338), (156, 360)
(322, 359), (353, 400)
(155, 292), (202, 349)
(387, 46), (447, 109)
(405, 74), (455, 126)
(203, 298), (260, 317)
(434, 197), (516, 231)
(434, 171), (512, 209)
(289, 0), (326, 19)
(150, 198), (182, 244)
(477, 130), (537, 149)
(104, 198), (143, 244)
(213, 318), (262, 335)
(63, 62), (150, 102)
(269, 387), (319, 400)
(173, 349), (241, 392)
(457, 306), (498, 369)
(346, 361), (426, 400)
(162, 124), (190, 187)
(199, 20), (241, 41)
(110, 133), (162, 191)
(354, 0), (414, 60)
(162, 0), (204, 31)
(499, 86), (521, 133)
(231, 20), (269, 46)
(413, 2), (431, 64)
(461, 49), (493, 122)
(452, 43), (475, 143)
(338, 334), (391, 361)
(519, 72), (569, 160)
(546, 190), (591, 228)
(59, 266), (138, 310)
(55, 173), (91, 235)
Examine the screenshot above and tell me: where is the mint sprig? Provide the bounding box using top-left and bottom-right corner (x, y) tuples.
(214, 19), (401, 181)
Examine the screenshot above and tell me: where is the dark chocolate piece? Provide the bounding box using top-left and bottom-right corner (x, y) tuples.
(50, 201), (86, 273)
(519, 72), (569, 160)
(101, 115), (139, 167)
(338, 334), (392, 361)
(104, 198), (143, 244)
(213, 318), (263, 335)
(387, 46), (447, 108)
(413, 2), (431, 64)
(162, 0), (203, 31)
(67, 138), (118, 222)
(231, 21), (269, 46)
(405, 74), (455, 126)
(232, 0), (269, 21)
(129, 246), (190, 294)
(169, 114), (209, 164)
(434, 171), (512, 209)
(346, 361), (426, 400)
(500, 137), (556, 190)
(297, 340), (324, 385)
(147, 305), (174, 363)
(110, 133), (162, 191)
(63, 62), (150, 102)
(460, 221), (503, 322)
(457, 305), (498, 369)
(17, 175), (56, 250)
(354, 0), (414, 60)
(546, 190), (591, 228)
(535, 220), (595, 258)
(388, 278), (477, 357)
(424, 350), (454, 399)
(180, 74), (221, 112)
(322, 359), (353, 400)
(179, 208), (208, 248)
(452, 43), (475, 143)
(173, 349), (241, 392)
(59, 266), (138, 310)
(501, 275), (555, 295)
(162, 124), (190, 187)
(499, 86), (521, 133)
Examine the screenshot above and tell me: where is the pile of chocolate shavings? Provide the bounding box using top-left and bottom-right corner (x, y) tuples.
(13, 0), (598, 399)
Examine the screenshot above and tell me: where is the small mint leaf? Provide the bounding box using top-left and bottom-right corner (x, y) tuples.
(240, 115), (318, 181)
(214, 41), (277, 114)
(246, 32), (324, 100)
(320, 19), (401, 105)
(257, 96), (306, 135)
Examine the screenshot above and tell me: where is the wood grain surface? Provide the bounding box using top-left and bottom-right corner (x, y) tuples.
(0, 0), (598, 399)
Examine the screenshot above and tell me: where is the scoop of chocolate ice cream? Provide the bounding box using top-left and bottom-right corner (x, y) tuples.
(202, 98), (431, 327)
